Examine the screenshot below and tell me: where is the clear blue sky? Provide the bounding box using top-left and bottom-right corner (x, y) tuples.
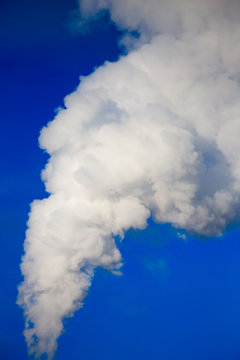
(1, 1), (240, 359)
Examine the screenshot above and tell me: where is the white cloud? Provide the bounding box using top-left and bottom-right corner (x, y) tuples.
(18, 0), (240, 357)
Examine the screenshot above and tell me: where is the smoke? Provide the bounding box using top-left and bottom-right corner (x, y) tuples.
(18, 0), (240, 358)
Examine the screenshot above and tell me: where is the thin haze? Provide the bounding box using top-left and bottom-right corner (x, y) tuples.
(18, 0), (240, 358)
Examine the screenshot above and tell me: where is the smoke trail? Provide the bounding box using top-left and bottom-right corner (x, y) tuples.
(18, 0), (240, 357)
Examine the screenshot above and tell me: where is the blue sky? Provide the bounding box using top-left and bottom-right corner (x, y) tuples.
(1, 0), (240, 359)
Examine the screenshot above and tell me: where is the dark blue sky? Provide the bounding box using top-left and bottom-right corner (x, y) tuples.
(1, 1), (240, 359)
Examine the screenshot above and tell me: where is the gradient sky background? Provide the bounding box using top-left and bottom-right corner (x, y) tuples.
(1, 0), (240, 359)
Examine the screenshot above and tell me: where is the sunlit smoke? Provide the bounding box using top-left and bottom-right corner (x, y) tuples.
(18, 0), (240, 357)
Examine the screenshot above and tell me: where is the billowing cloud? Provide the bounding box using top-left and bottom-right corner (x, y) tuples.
(18, 0), (240, 358)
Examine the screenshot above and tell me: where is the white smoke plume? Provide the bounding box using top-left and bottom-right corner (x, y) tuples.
(18, 0), (240, 358)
